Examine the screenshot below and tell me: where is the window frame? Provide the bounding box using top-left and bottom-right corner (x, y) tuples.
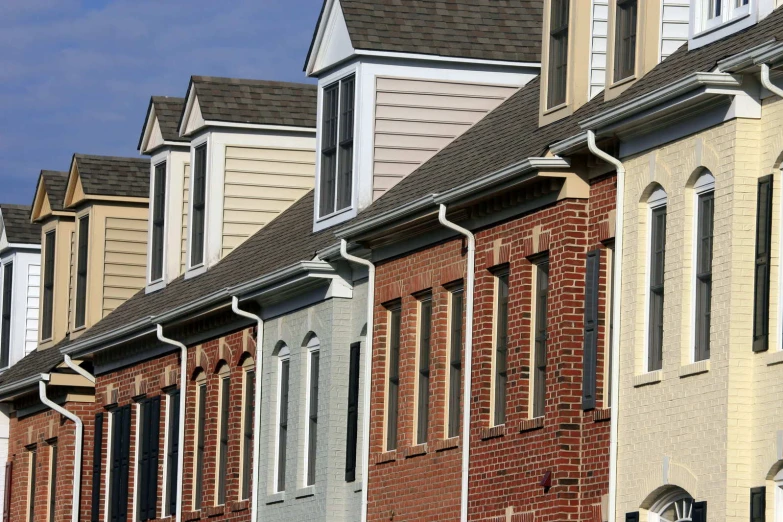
(613, 0), (638, 83)
(645, 189), (668, 372)
(90, 413), (103, 522)
(240, 360), (255, 500)
(0, 260), (13, 369)
(188, 140), (208, 271)
(41, 230), (56, 342)
(546, 0), (570, 109)
(492, 268), (509, 427)
(149, 159), (168, 284)
(192, 375), (207, 510)
(162, 389), (180, 517)
(692, 174), (715, 363)
(415, 293), (432, 445)
(604, 242), (615, 407)
(215, 366), (230, 506)
(531, 258), (550, 419)
(74, 213), (90, 330)
(274, 346), (290, 493)
(385, 302), (402, 451)
(47, 442), (57, 522)
(697, 0), (752, 35)
(345, 342), (361, 482)
(753, 175), (773, 353)
(446, 284), (464, 439)
(27, 446), (36, 522)
(304, 339), (320, 487)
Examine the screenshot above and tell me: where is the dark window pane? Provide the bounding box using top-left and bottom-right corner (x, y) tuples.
(336, 77), (355, 211)
(533, 261), (549, 418)
(494, 271), (509, 426)
(42, 232), (55, 340)
(614, 0), (638, 81)
(547, 0), (570, 108)
(448, 287), (463, 438)
(754, 176), (773, 352)
(750, 487), (765, 522)
(695, 191), (714, 361)
(138, 397), (160, 521)
(109, 406), (131, 522)
(1, 263), (13, 368)
(319, 84), (339, 217)
(319, 76), (355, 217)
(386, 305), (401, 450)
(75, 216), (89, 328)
(218, 377), (229, 504)
(307, 352), (319, 486)
(165, 390), (180, 516)
(417, 296), (432, 445)
(648, 206), (667, 370)
(241, 371), (254, 500)
(194, 384), (206, 508)
(345, 343), (360, 482)
(48, 444), (57, 522)
(190, 144), (207, 267)
(277, 359), (290, 491)
(151, 162), (167, 282)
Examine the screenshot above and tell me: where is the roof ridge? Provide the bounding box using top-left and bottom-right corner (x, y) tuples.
(191, 75), (317, 89)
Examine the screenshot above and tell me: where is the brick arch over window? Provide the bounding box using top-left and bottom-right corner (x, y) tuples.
(213, 359), (229, 375)
(272, 340), (288, 357)
(685, 167), (715, 190)
(302, 331), (320, 348)
(639, 181), (668, 204)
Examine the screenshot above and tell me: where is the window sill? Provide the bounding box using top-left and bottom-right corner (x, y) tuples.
(183, 510), (200, 522)
(679, 359), (710, 378)
(295, 485), (316, 499)
(430, 437), (460, 452)
(593, 408), (611, 422)
(633, 370), (663, 387)
(695, 11), (750, 39)
(543, 101), (568, 116)
(230, 500), (249, 512)
(402, 443), (427, 459)
(767, 350), (783, 366)
(480, 424), (506, 440)
(373, 450), (397, 465)
(610, 74), (637, 89)
(266, 491), (285, 505)
(184, 264), (207, 280)
(203, 505), (226, 518)
(519, 416), (544, 433)
(146, 279), (167, 294)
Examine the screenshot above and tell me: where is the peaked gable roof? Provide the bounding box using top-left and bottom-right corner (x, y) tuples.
(137, 96), (188, 151)
(39, 170), (69, 212)
(69, 154), (150, 203)
(0, 204), (40, 245)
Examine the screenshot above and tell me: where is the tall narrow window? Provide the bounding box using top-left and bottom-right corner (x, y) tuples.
(306, 346), (320, 486)
(547, 0), (570, 108)
(493, 270), (509, 426)
(386, 304), (401, 451)
(613, 0), (638, 82)
(533, 260), (550, 418)
(345, 342), (360, 482)
(648, 193), (667, 371)
(4, 462), (12, 522)
(416, 295), (432, 445)
(109, 405), (131, 522)
(193, 380), (206, 509)
(151, 161), (167, 282)
(582, 250), (601, 411)
(605, 243), (615, 408)
(448, 286), (464, 439)
(0, 263), (13, 368)
(694, 177), (714, 362)
(217, 370), (229, 505)
(276, 348), (290, 492)
(750, 486), (765, 522)
(75, 215), (89, 328)
(41, 231), (55, 341)
(48, 443), (57, 522)
(27, 448), (36, 522)
(165, 390), (180, 516)
(241, 366), (254, 500)
(190, 144), (207, 267)
(318, 75), (355, 217)
(753, 175), (773, 352)
(138, 396), (160, 521)
(91, 413), (103, 522)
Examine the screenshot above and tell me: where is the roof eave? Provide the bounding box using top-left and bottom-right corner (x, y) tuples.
(0, 373), (45, 402)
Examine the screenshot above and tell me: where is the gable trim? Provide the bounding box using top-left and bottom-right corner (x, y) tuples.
(354, 49), (541, 69)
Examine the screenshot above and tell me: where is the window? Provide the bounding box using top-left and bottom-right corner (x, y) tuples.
(582, 250), (601, 411)
(753, 176), (773, 353)
(109, 405), (131, 522)
(345, 342), (361, 482)
(41, 231), (55, 341)
(416, 295), (432, 445)
(27, 448), (36, 522)
(318, 75), (355, 217)
(138, 396), (160, 521)
(305, 342), (320, 486)
(605, 243), (615, 407)
(648, 190), (667, 371)
(91, 413), (103, 522)
(4, 461), (13, 522)
(275, 347), (290, 493)
(547, 0), (570, 108)
(694, 175), (714, 362)
(193, 378), (207, 509)
(190, 144), (207, 268)
(216, 368), (229, 505)
(533, 259), (549, 418)
(750, 486), (765, 522)
(47, 443), (57, 522)
(75, 215), (89, 328)
(386, 303), (401, 451)
(614, 0), (637, 81)
(647, 489), (706, 522)
(493, 269), (509, 426)
(151, 161), (167, 282)
(447, 286), (464, 439)
(164, 390), (180, 516)
(0, 262), (13, 368)
(699, 0), (750, 33)
(241, 365), (254, 500)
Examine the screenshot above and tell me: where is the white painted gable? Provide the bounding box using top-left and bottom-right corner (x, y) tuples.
(145, 116), (165, 153)
(184, 95), (206, 136)
(0, 216), (7, 253)
(311, 0), (355, 75)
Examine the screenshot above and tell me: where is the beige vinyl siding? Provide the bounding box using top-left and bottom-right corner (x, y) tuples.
(68, 231), (75, 329)
(222, 146), (315, 258)
(102, 216), (147, 316)
(181, 163), (190, 274)
(372, 77), (518, 200)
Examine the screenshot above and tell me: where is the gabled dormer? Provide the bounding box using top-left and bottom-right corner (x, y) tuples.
(63, 154), (149, 339)
(305, 0), (544, 231)
(176, 76), (317, 280)
(138, 96), (190, 292)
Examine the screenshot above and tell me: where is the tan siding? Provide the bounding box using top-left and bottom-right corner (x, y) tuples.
(68, 231), (75, 329)
(372, 77), (518, 200)
(222, 146), (314, 258)
(181, 163), (190, 274)
(102, 216), (147, 317)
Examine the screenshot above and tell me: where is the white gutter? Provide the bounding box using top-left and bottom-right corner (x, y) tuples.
(156, 325), (187, 522)
(38, 375), (83, 522)
(586, 131), (624, 522)
(231, 297), (263, 521)
(338, 239), (375, 522)
(63, 354), (95, 384)
(436, 205), (476, 522)
(761, 64), (783, 98)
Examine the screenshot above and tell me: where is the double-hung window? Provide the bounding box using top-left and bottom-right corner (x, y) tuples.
(693, 174), (715, 362)
(493, 269), (509, 426)
(193, 379), (206, 509)
(190, 144), (207, 268)
(416, 294), (432, 445)
(547, 0), (570, 108)
(241, 366), (254, 500)
(753, 176), (773, 352)
(164, 390), (180, 516)
(345, 342), (361, 482)
(151, 161), (167, 282)
(27, 447), (36, 522)
(647, 190), (667, 371)
(0, 262), (13, 368)
(613, 0), (638, 82)
(318, 75), (355, 217)
(533, 259), (549, 418)
(276, 347), (290, 493)
(700, 0), (750, 33)
(447, 286), (464, 439)
(41, 231), (55, 341)
(137, 396), (160, 521)
(217, 370), (229, 505)
(75, 215), (89, 329)
(386, 303), (401, 451)
(306, 344), (320, 486)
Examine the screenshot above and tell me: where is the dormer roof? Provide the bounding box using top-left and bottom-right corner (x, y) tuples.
(138, 96), (188, 153)
(178, 76), (317, 136)
(0, 204), (40, 246)
(31, 170), (71, 223)
(64, 154), (150, 209)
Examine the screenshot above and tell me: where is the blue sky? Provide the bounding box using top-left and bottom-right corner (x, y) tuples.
(0, 0), (321, 205)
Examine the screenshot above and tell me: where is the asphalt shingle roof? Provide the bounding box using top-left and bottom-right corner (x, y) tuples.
(190, 77), (317, 129)
(72, 154), (150, 200)
(139, 96), (188, 151)
(1, 204), (40, 245)
(39, 170), (69, 212)
(0, 347), (63, 389)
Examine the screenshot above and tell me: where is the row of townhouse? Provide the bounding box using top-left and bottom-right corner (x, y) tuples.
(3, 0), (783, 521)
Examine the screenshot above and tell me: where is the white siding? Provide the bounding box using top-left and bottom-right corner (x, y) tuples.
(660, 0), (689, 61)
(181, 163), (190, 275)
(25, 263), (39, 354)
(590, 0), (609, 100)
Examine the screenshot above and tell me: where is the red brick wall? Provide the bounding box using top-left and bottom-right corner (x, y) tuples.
(367, 176), (616, 522)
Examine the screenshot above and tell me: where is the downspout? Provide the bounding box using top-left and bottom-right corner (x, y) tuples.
(338, 239), (375, 522)
(156, 325), (187, 522)
(586, 131), (624, 522)
(231, 296), (263, 521)
(63, 354), (95, 384)
(38, 375), (83, 522)
(761, 64), (783, 98)
(437, 204), (475, 522)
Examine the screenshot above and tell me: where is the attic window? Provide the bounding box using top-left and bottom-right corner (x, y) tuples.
(190, 144), (207, 268)
(75, 215), (90, 329)
(547, 0), (569, 109)
(318, 75), (355, 218)
(150, 161), (167, 282)
(613, 0), (638, 82)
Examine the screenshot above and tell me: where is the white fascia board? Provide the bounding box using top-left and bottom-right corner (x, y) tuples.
(178, 83), (198, 137)
(6, 244), (41, 251)
(202, 120), (316, 135)
(550, 131), (590, 156)
(579, 72), (742, 130)
(0, 373), (46, 402)
(715, 41), (782, 72)
(353, 49), (541, 69)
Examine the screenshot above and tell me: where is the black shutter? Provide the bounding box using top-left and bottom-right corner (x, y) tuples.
(582, 250), (601, 410)
(166, 390), (180, 516)
(91, 413), (103, 522)
(139, 397), (160, 521)
(345, 342), (360, 482)
(625, 512), (639, 522)
(109, 405), (131, 522)
(692, 500), (707, 522)
(754, 175), (773, 352)
(751, 487), (766, 522)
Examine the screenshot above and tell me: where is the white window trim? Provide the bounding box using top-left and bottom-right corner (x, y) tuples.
(774, 468), (783, 522)
(690, 0), (756, 49)
(147, 150), (171, 291)
(215, 366), (230, 505)
(303, 338), (320, 487)
(185, 133), (210, 278)
(73, 209), (91, 332)
(0, 259), (14, 371)
(490, 269), (507, 427)
(131, 403), (141, 522)
(413, 294), (431, 445)
(689, 172), (715, 363)
(160, 393), (171, 519)
(239, 359), (255, 500)
(776, 168), (783, 355)
(444, 286), (463, 435)
(40, 227), (56, 343)
(643, 188), (668, 373)
(274, 345), (290, 493)
(103, 413), (113, 522)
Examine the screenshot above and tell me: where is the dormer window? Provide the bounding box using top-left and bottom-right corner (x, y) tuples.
(1, 262), (13, 369)
(41, 230), (55, 341)
(547, 0), (569, 109)
(613, 0), (638, 82)
(150, 161), (167, 282)
(318, 75), (355, 218)
(190, 144), (207, 268)
(698, 0), (751, 34)
(75, 214), (90, 329)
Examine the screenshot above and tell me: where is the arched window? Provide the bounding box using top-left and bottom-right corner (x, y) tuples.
(275, 344), (290, 493)
(647, 487), (702, 522)
(646, 187), (667, 372)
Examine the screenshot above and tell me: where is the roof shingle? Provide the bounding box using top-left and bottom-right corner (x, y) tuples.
(0, 204), (40, 245)
(72, 154), (150, 200)
(39, 170), (69, 212)
(0, 347), (63, 389)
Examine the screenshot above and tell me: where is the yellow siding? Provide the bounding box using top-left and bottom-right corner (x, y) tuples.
(102, 216), (147, 316)
(372, 77), (518, 200)
(181, 163), (190, 274)
(68, 231), (75, 329)
(222, 146), (315, 257)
